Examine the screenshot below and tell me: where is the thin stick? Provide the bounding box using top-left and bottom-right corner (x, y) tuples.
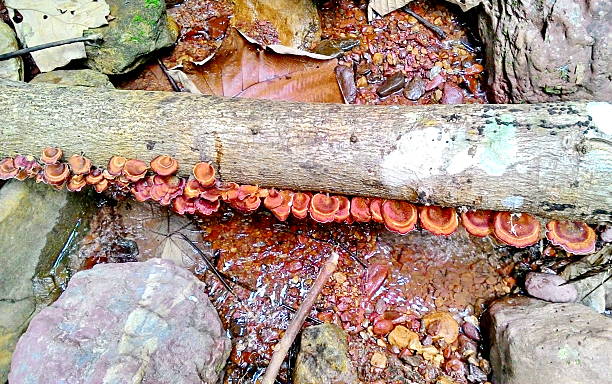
(403, 8), (447, 40)
(0, 35), (103, 61)
(157, 58), (182, 92)
(260, 251), (340, 384)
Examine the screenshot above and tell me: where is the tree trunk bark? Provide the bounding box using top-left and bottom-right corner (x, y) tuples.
(1, 80), (610, 224)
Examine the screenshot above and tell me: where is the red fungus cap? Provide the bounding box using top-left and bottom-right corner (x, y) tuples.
(183, 178), (204, 199)
(41, 147), (63, 164)
(131, 176), (153, 202)
(230, 195), (261, 213)
(150, 155), (179, 176)
(106, 156), (127, 177)
(238, 185), (260, 200)
(0, 158), (19, 180)
(85, 169), (104, 185)
(334, 196), (351, 223)
(43, 163), (70, 185)
(381, 200), (417, 234)
(460, 210), (493, 237)
(264, 188), (283, 209)
(546, 220), (596, 255)
(419, 206), (458, 236)
(195, 198), (221, 216)
(200, 187), (222, 202)
(309, 193), (340, 223)
(350, 197), (371, 222)
(94, 179), (109, 193)
(369, 198), (384, 223)
(122, 159), (148, 182)
(269, 190), (294, 221)
(66, 175), (87, 192)
(68, 154), (92, 175)
(291, 192), (311, 219)
(149, 175), (184, 206)
(172, 195), (196, 215)
(493, 212), (541, 248)
(193, 162), (216, 187)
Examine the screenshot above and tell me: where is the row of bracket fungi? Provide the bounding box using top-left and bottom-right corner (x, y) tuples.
(0, 147), (599, 255)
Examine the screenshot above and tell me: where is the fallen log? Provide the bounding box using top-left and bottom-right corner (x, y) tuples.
(1, 80), (610, 224)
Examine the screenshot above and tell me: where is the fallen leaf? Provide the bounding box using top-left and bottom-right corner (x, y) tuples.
(167, 68), (203, 94)
(233, 0), (321, 50)
(183, 28), (342, 102)
(368, 0), (413, 18)
(6, 0), (110, 72)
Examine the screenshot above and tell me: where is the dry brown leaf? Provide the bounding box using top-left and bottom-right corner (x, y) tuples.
(184, 28), (342, 103)
(368, 0), (413, 17)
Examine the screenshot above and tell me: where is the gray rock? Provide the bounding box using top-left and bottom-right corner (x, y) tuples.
(0, 20), (23, 81)
(294, 323), (357, 384)
(31, 69), (115, 88)
(440, 82), (464, 104)
(560, 245), (612, 313)
(525, 272), (577, 303)
(9, 258), (230, 383)
(403, 77), (426, 100)
(484, 296), (612, 384)
(478, 0), (611, 103)
(0, 180), (91, 382)
(85, 0), (178, 74)
(377, 72), (405, 97)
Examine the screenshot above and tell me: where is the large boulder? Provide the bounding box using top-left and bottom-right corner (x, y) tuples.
(483, 296), (612, 384)
(9, 258), (231, 383)
(0, 180), (91, 382)
(85, 0), (178, 74)
(478, 0), (611, 103)
(294, 323), (357, 384)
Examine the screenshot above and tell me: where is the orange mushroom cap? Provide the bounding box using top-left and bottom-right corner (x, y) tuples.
(546, 220), (596, 255)
(291, 192), (311, 219)
(43, 163), (70, 186)
(269, 190), (294, 221)
(183, 178), (204, 199)
(13, 155), (41, 180)
(68, 154), (92, 175)
(493, 212), (541, 248)
(419, 206), (458, 236)
(238, 185), (260, 200)
(309, 193), (340, 223)
(0, 158), (19, 180)
(264, 188), (283, 209)
(193, 162), (216, 187)
(218, 182), (240, 201)
(94, 179), (109, 193)
(334, 196), (351, 223)
(122, 159), (148, 182)
(381, 200), (418, 234)
(41, 147), (62, 164)
(66, 175), (87, 192)
(200, 187), (222, 202)
(172, 195), (196, 215)
(106, 156), (127, 177)
(86, 169), (104, 185)
(369, 198), (384, 223)
(350, 197), (371, 222)
(231, 195), (261, 213)
(150, 155), (179, 176)
(461, 210), (493, 237)
(131, 177), (153, 202)
(195, 198), (221, 216)
(149, 175), (184, 206)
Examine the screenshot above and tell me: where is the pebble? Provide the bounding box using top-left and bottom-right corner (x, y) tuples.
(440, 82), (465, 104)
(462, 322), (481, 341)
(403, 77), (427, 100)
(372, 319), (394, 336)
(422, 312), (459, 344)
(335, 65), (357, 104)
(525, 272), (578, 303)
(376, 72), (405, 97)
(370, 351), (387, 368)
(426, 74), (445, 91)
(388, 325), (420, 349)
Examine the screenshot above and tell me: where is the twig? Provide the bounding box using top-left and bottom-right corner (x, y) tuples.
(260, 251), (340, 384)
(0, 35), (103, 61)
(403, 8), (446, 40)
(157, 58), (182, 92)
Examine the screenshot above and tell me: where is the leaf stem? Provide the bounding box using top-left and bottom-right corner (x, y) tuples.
(0, 35), (103, 61)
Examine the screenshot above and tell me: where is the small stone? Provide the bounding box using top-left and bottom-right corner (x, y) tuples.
(426, 74), (445, 91)
(403, 77), (427, 100)
(372, 52), (384, 65)
(31, 69), (114, 88)
(388, 325), (420, 349)
(370, 352), (387, 368)
(335, 66), (357, 104)
(422, 312), (459, 344)
(525, 272), (577, 303)
(372, 319), (394, 336)
(440, 82), (465, 104)
(462, 322), (481, 341)
(376, 72), (405, 97)
(333, 272), (347, 284)
(356, 76), (368, 88)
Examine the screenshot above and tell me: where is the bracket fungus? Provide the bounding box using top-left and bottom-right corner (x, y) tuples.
(381, 200), (418, 234)
(493, 212), (541, 248)
(43, 163), (70, 186)
(265, 189), (293, 221)
(545, 220), (596, 255)
(150, 155), (179, 176)
(291, 192), (311, 219)
(67, 175), (87, 192)
(369, 198), (384, 223)
(68, 154), (92, 175)
(122, 159), (148, 182)
(106, 156), (127, 177)
(172, 195), (197, 215)
(419, 206), (458, 235)
(309, 193), (340, 223)
(41, 147), (63, 164)
(334, 196), (351, 223)
(0, 158), (19, 180)
(13, 155), (40, 181)
(460, 210), (493, 237)
(350, 197), (371, 223)
(193, 162), (216, 187)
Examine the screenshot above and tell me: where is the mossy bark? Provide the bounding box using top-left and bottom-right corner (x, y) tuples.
(0, 80), (610, 223)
